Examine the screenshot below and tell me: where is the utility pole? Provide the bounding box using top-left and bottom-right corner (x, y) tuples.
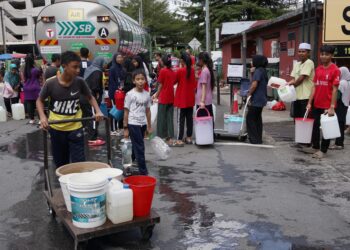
(139, 0), (143, 27)
(0, 6), (6, 54)
(205, 0), (210, 53)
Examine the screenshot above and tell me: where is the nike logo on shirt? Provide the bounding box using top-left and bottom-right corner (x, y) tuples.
(71, 91), (79, 96)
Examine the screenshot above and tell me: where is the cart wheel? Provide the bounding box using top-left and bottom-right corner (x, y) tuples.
(47, 202), (56, 218)
(75, 240), (88, 250)
(141, 225), (155, 241)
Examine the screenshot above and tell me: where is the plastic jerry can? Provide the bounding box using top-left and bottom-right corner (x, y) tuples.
(106, 180), (133, 224)
(0, 106), (6, 122)
(11, 103), (25, 120)
(321, 113), (341, 140)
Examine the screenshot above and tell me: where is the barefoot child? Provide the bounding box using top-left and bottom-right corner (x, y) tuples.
(123, 69), (152, 175)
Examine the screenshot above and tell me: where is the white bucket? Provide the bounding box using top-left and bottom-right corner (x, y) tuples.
(346, 107), (350, 125)
(295, 118), (314, 143)
(68, 172), (108, 229)
(0, 106), (6, 122)
(321, 114), (341, 140)
(58, 173), (78, 212)
(277, 85), (296, 103)
(93, 168), (123, 181)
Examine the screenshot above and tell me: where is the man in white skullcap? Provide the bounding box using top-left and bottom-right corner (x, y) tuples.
(288, 42), (315, 120)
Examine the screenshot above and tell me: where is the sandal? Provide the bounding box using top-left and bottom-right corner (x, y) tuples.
(184, 138), (193, 145)
(88, 139), (106, 146)
(329, 145), (344, 150)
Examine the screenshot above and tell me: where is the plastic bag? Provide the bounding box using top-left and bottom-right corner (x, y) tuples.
(150, 135), (171, 160)
(266, 100), (278, 110)
(272, 101), (286, 111)
(150, 103), (158, 126)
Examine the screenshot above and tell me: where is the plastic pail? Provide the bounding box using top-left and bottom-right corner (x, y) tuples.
(295, 118), (314, 143)
(93, 168), (123, 181)
(68, 172), (108, 229)
(55, 162), (110, 177)
(124, 176), (157, 217)
(58, 173), (78, 212)
(346, 107), (350, 125)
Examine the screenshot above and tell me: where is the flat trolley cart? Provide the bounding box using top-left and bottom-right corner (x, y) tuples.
(214, 96), (251, 142)
(43, 117), (160, 250)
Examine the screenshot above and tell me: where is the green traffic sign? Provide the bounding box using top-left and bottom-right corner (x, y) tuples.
(57, 21), (96, 36)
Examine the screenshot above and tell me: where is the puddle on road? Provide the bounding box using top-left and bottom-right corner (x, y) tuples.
(0, 130), (123, 167)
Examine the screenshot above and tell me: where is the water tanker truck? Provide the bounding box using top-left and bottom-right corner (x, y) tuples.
(35, 0), (150, 62)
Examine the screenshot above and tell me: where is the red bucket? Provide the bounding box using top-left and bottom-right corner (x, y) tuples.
(124, 176), (156, 217)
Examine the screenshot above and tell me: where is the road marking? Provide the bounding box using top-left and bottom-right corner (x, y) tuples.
(214, 142), (275, 149)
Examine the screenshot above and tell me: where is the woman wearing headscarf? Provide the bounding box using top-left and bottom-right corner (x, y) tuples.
(246, 55), (269, 144)
(3, 64), (21, 116)
(132, 55), (150, 91)
(23, 55), (42, 124)
(81, 56), (106, 146)
(330, 67), (350, 150)
(109, 53), (126, 135)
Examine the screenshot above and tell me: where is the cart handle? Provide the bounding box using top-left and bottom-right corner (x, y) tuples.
(240, 96), (252, 131)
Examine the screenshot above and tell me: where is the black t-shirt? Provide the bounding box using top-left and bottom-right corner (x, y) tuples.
(44, 66), (58, 80)
(39, 76), (91, 131)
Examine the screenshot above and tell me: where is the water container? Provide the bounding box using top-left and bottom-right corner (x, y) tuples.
(93, 168), (123, 181)
(58, 173), (78, 212)
(106, 180), (133, 224)
(277, 85), (296, 103)
(321, 114), (341, 140)
(150, 103), (158, 126)
(346, 107), (350, 125)
(114, 89), (126, 110)
(228, 116), (243, 135)
(0, 106), (7, 122)
(268, 76), (287, 89)
(68, 172), (108, 229)
(150, 135), (171, 160)
(124, 176), (156, 217)
(11, 103), (25, 120)
(194, 108), (213, 145)
(295, 118), (314, 143)
(121, 139), (132, 168)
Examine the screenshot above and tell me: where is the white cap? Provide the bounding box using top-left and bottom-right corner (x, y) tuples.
(299, 43), (311, 50)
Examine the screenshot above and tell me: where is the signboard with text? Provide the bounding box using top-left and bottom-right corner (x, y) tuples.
(324, 0), (350, 44)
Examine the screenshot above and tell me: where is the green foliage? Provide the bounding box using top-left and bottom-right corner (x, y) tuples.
(186, 0), (293, 48)
(121, 0), (192, 48)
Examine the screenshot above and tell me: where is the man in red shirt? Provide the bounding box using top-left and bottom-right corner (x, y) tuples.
(303, 45), (340, 159)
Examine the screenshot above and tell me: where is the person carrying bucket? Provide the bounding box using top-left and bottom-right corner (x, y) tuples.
(288, 43), (315, 145)
(302, 45), (340, 159)
(329, 67), (350, 150)
(36, 51), (104, 168)
(195, 52), (215, 123)
(246, 55), (268, 144)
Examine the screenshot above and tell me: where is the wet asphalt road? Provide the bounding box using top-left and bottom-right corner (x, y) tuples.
(1, 123), (350, 250)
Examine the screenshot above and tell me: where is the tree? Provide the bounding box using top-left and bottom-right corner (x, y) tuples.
(185, 0), (297, 49)
(121, 0), (191, 48)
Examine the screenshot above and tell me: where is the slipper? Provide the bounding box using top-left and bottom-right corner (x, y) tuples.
(170, 141), (185, 147)
(88, 139), (106, 146)
(329, 145), (344, 150)
(184, 139), (193, 145)
(312, 151), (324, 159)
